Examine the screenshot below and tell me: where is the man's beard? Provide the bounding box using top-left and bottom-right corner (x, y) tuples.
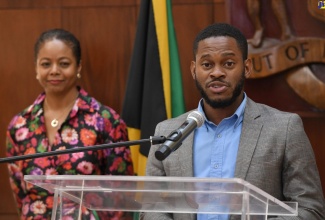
(195, 72), (245, 109)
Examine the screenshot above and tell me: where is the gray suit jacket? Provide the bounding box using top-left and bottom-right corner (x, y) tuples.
(141, 98), (325, 220)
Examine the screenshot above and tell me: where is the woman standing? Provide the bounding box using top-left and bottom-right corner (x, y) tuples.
(6, 28), (134, 219)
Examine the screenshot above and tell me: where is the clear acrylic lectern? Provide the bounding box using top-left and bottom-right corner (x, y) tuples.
(24, 175), (297, 220)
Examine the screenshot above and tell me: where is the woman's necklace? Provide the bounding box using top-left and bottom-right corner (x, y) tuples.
(44, 97), (77, 128)
(51, 118), (59, 128)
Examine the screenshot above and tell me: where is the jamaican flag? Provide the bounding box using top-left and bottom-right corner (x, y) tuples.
(122, 0), (185, 176)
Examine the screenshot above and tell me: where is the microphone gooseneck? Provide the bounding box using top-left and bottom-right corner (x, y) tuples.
(0, 136), (166, 164)
(155, 110), (204, 161)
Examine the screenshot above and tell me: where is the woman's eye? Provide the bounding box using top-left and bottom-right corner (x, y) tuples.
(60, 62), (70, 67)
(40, 63), (50, 68)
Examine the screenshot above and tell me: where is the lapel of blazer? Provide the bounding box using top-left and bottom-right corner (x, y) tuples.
(179, 131), (194, 177)
(235, 98), (263, 179)
(171, 111), (194, 177)
(174, 101), (263, 179)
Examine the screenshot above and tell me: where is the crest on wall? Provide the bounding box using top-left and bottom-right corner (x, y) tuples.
(242, 0), (325, 110)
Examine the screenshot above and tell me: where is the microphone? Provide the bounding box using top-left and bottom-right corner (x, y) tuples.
(155, 110), (204, 161)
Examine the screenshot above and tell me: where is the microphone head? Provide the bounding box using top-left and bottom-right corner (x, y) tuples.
(187, 110), (204, 127)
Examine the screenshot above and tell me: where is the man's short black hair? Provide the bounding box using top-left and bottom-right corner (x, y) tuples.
(193, 23), (248, 60)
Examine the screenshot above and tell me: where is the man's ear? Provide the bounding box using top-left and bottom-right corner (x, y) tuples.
(190, 61), (196, 79)
(244, 58), (252, 79)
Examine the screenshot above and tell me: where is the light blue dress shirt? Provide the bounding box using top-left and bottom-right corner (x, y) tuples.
(193, 94), (247, 220)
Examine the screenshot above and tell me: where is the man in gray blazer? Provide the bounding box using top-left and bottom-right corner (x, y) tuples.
(141, 23), (325, 219)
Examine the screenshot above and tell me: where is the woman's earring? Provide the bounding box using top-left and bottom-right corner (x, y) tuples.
(77, 73), (81, 79)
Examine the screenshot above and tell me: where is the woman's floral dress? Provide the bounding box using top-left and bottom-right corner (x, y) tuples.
(6, 87), (134, 220)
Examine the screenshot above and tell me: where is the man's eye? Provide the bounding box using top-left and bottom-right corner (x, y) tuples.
(202, 63), (211, 68)
(224, 61), (235, 68)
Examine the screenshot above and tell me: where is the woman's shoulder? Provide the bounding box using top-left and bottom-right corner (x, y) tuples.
(78, 88), (125, 125)
(7, 100), (43, 131)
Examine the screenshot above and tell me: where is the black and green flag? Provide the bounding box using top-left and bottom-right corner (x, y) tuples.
(122, 0), (185, 176)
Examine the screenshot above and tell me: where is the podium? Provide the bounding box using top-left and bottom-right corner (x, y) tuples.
(24, 175), (297, 220)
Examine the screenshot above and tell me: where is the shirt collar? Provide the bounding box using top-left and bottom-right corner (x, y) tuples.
(23, 86), (96, 121)
(197, 93), (247, 129)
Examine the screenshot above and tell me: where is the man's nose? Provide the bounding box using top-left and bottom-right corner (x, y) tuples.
(209, 66), (225, 78)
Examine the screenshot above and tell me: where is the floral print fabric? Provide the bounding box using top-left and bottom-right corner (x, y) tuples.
(6, 87), (134, 220)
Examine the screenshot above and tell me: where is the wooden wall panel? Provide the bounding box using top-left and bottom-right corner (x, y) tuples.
(61, 6), (137, 112)
(0, 9), (61, 219)
(61, 0), (136, 7)
(0, 0), (137, 8)
(0, 0), (61, 8)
